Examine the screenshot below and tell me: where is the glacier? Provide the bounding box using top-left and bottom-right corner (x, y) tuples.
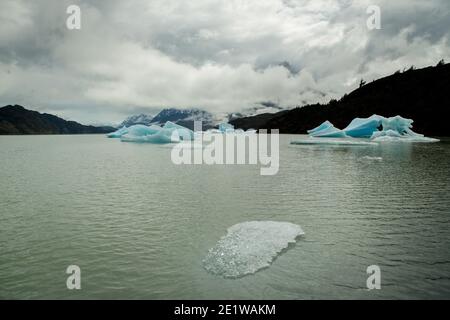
(202, 221), (304, 278)
(303, 115), (439, 143)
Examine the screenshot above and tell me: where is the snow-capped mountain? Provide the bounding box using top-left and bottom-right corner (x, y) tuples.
(119, 108), (215, 130)
(119, 104), (286, 130)
(227, 102), (285, 121)
(150, 108), (211, 123)
(150, 108), (214, 130)
(120, 113), (154, 127)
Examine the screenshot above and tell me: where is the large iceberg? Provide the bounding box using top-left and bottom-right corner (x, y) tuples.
(108, 120), (255, 144)
(307, 120), (347, 138)
(305, 115), (439, 142)
(107, 126), (128, 138)
(126, 124), (162, 136)
(107, 124), (155, 138)
(343, 115), (383, 138)
(161, 121), (195, 141)
(107, 121), (194, 144)
(218, 122), (235, 133)
(307, 120), (333, 135)
(203, 221), (304, 278)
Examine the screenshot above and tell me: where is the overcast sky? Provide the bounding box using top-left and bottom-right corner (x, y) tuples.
(1, 0), (449, 124)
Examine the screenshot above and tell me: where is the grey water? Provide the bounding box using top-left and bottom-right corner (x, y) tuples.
(1, 134), (449, 299)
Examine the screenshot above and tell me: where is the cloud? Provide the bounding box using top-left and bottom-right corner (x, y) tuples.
(0, 0), (449, 124)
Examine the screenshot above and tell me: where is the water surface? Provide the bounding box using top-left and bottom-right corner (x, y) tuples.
(1, 134), (449, 299)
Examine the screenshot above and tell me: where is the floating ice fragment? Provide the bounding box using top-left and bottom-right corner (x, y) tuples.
(203, 221), (304, 278)
(371, 134), (439, 143)
(359, 156), (383, 161)
(290, 138), (378, 146)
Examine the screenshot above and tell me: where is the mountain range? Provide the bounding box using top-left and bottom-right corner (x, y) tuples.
(120, 113), (155, 127)
(120, 104), (283, 129)
(151, 108), (214, 130)
(120, 108), (215, 130)
(230, 61), (450, 137)
(2, 62), (449, 136)
(0, 105), (115, 135)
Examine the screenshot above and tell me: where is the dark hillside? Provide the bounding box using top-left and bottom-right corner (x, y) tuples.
(0, 105), (115, 135)
(231, 63), (450, 136)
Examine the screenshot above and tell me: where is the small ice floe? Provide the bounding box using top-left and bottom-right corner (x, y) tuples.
(203, 221), (304, 278)
(371, 133), (439, 143)
(290, 138), (378, 146)
(358, 156), (383, 162)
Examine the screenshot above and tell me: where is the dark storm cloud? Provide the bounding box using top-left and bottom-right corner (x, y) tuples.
(0, 0), (449, 124)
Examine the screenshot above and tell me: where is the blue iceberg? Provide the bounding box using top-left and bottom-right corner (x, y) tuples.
(162, 121), (194, 141)
(307, 121), (333, 134)
(107, 124), (161, 138)
(307, 121), (347, 138)
(127, 124), (162, 136)
(218, 122), (235, 133)
(209, 123), (256, 134)
(107, 126), (128, 138)
(343, 115), (382, 138)
(107, 121), (194, 144)
(305, 115), (439, 143)
(120, 130), (174, 143)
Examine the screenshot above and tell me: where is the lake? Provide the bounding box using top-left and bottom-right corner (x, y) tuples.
(1, 134), (449, 299)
